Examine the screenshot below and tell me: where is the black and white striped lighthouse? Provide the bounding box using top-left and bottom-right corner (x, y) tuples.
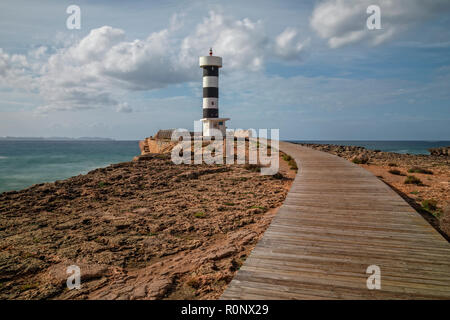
(199, 48), (229, 137)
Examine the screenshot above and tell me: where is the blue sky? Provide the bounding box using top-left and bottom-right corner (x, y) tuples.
(0, 0), (449, 140)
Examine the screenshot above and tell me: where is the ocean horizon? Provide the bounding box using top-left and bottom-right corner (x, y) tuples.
(290, 140), (450, 155)
(0, 140), (448, 194)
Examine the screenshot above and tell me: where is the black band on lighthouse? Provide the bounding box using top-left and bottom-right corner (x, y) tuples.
(203, 108), (218, 118)
(203, 67), (219, 77)
(203, 87), (218, 98)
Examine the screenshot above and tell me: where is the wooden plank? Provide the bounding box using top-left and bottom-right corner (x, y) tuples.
(221, 142), (450, 300)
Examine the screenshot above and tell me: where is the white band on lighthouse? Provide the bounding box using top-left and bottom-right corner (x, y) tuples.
(203, 76), (218, 88)
(199, 56), (222, 68)
(203, 98), (218, 109)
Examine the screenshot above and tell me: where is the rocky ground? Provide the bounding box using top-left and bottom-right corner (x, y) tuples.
(0, 152), (295, 300)
(296, 143), (450, 239)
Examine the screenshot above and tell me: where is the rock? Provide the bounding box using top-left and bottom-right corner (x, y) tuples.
(0, 153), (290, 300)
(207, 246), (237, 260)
(0, 252), (45, 281)
(133, 208), (151, 214)
(241, 233), (257, 245)
(113, 220), (132, 230)
(180, 171), (199, 180)
(429, 147), (449, 156)
(132, 284), (147, 299)
(147, 277), (173, 299)
(247, 208), (263, 215)
(46, 262), (111, 286)
(54, 221), (76, 230)
(351, 153), (369, 164)
(103, 293), (118, 300)
(440, 204), (450, 236)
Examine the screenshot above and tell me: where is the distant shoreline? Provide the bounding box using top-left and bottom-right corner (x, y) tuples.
(290, 140), (450, 155)
(0, 139), (448, 193)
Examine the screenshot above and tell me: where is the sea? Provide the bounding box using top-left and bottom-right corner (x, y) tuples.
(290, 140), (450, 155)
(0, 140), (448, 194)
(0, 140), (139, 194)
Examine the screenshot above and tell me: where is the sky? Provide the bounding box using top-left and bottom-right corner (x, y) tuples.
(0, 0), (449, 140)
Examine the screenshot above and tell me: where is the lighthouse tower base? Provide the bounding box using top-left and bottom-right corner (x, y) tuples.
(201, 117), (230, 137)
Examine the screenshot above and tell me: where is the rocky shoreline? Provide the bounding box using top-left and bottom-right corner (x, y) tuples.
(429, 147), (450, 157)
(0, 152), (295, 300)
(295, 143), (450, 239)
(2, 142), (448, 300)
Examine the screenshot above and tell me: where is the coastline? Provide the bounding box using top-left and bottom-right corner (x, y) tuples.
(0, 152), (295, 299)
(290, 140), (450, 155)
(1, 140), (448, 299)
(1, 140), (448, 195)
(295, 143), (450, 239)
(0, 140), (140, 194)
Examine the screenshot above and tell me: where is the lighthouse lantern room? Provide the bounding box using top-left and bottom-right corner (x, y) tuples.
(199, 48), (229, 137)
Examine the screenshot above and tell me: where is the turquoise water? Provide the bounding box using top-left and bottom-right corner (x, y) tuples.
(0, 140), (139, 193)
(0, 140), (449, 194)
(291, 141), (450, 156)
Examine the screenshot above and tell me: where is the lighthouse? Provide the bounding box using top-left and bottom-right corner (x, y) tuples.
(199, 48), (229, 137)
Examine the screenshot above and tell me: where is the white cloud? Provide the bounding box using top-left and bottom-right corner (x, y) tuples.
(33, 25), (194, 112)
(29, 46), (48, 60)
(101, 29), (195, 90)
(71, 27), (126, 63)
(0, 11), (306, 113)
(274, 27), (309, 61)
(116, 102), (132, 113)
(0, 49), (32, 89)
(180, 11), (268, 71)
(181, 11), (308, 71)
(310, 0), (450, 48)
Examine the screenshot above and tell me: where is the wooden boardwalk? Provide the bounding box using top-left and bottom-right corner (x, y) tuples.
(222, 142), (450, 299)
